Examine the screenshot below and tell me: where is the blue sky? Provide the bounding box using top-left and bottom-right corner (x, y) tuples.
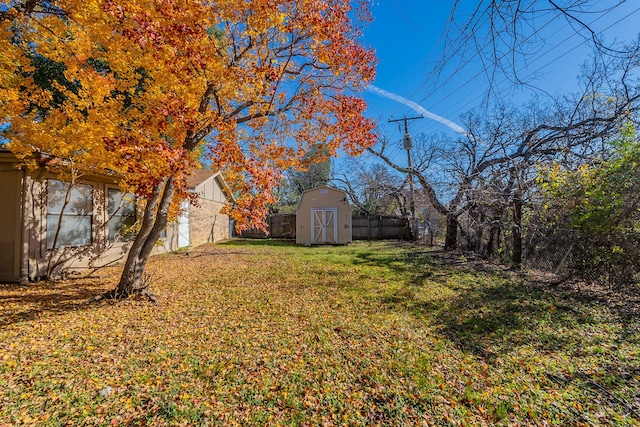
(357, 0), (640, 160)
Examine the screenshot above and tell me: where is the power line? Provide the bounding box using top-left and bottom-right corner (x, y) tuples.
(415, 0), (619, 123)
(389, 1), (560, 117)
(412, 2), (640, 137)
(388, 0), (632, 136)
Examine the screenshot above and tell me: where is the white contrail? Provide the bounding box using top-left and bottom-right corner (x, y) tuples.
(367, 84), (467, 135)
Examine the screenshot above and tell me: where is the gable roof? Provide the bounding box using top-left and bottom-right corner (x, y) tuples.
(186, 169), (234, 203)
(187, 170), (217, 188)
(299, 186), (346, 197)
(296, 186), (349, 211)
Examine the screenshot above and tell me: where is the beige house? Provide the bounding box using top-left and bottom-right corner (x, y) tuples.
(0, 149), (231, 283)
(296, 186), (352, 246)
(176, 170), (233, 249)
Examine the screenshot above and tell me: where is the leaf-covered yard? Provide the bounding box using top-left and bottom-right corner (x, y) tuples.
(1, 240), (639, 426)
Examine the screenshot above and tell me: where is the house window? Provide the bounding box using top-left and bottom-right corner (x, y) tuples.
(107, 188), (137, 242)
(46, 180), (93, 249)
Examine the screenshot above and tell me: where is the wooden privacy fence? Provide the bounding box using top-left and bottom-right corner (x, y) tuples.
(351, 216), (410, 240)
(238, 213), (296, 239)
(239, 214), (410, 241)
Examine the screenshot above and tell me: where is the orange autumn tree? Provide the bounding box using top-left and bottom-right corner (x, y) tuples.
(1, 0), (377, 297)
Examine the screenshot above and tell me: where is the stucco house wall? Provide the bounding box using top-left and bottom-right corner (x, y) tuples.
(296, 186), (352, 246)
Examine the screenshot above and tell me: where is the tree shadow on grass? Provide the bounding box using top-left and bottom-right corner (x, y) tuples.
(421, 279), (563, 362)
(350, 243), (441, 286)
(382, 255), (638, 397)
(330, 244), (632, 364)
(374, 252), (638, 361)
(391, 266), (608, 356)
(379, 264), (640, 419)
(0, 278), (112, 328)
(249, 238), (640, 418)
(344, 245), (546, 358)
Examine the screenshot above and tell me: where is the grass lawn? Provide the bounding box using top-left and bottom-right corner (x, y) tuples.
(0, 240), (638, 426)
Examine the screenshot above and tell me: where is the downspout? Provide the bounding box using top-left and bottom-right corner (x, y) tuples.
(19, 169), (29, 285)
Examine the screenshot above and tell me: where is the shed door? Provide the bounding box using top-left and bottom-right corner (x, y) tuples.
(311, 208), (337, 244)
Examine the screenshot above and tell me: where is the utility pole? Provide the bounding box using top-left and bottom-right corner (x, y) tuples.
(388, 115), (423, 226)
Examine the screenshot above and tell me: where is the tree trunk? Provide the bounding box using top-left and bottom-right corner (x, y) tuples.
(512, 195), (523, 268)
(485, 221), (500, 259)
(475, 210), (484, 255)
(444, 213), (458, 251)
(95, 177), (176, 301)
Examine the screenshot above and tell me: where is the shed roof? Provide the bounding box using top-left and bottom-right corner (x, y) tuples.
(298, 186), (346, 199)
(296, 186), (348, 210)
